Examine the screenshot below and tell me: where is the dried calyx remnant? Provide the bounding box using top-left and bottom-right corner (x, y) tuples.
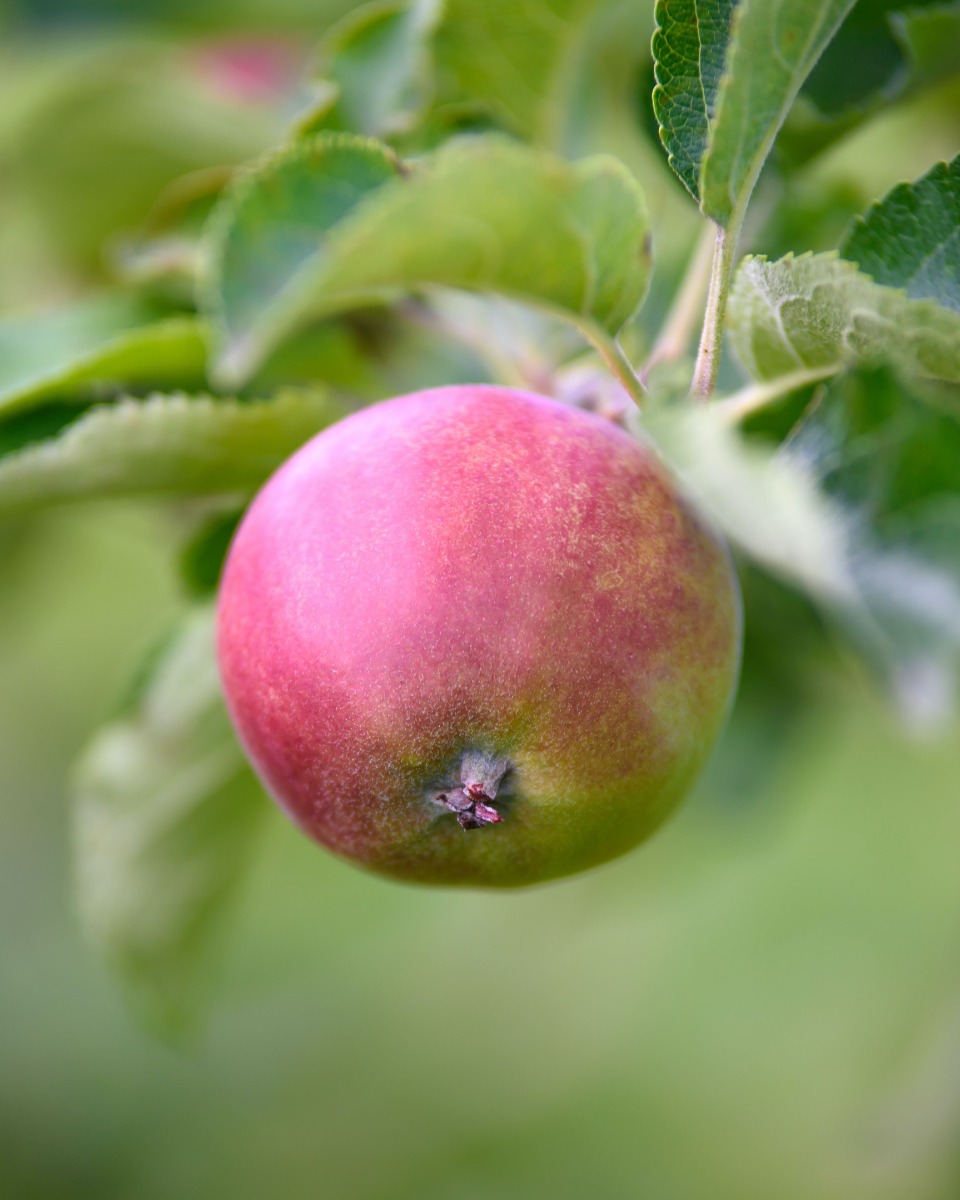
(433, 749), (512, 830)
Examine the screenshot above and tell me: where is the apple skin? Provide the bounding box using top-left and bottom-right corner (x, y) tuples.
(217, 385), (741, 887)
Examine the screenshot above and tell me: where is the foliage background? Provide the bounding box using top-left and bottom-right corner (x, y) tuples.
(1, 1), (960, 1197)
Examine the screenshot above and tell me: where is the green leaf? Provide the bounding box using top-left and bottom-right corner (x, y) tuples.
(0, 298), (209, 418)
(841, 154), (960, 313)
(652, 0), (738, 202)
(431, 0), (605, 145)
(299, 0), (441, 139)
(0, 389), (341, 514)
(728, 252), (960, 382)
(203, 133), (403, 384)
(73, 608), (264, 1034)
(652, 0), (856, 223)
(698, 0), (856, 226)
(205, 133), (651, 385)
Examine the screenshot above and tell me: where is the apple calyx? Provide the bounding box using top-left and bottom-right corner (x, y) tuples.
(433, 749), (512, 831)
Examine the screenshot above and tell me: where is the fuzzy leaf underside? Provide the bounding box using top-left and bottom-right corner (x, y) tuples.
(205, 133), (652, 384)
(698, 0), (857, 225)
(652, 0), (737, 202)
(0, 390), (340, 513)
(728, 253), (960, 383)
(841, 154), (960, 313)
(73, 608), (264, 1034)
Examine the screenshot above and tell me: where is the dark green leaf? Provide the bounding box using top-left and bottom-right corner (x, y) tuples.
(180, 510), (245, 598)
(73, 608), (264, 1034)
(652, 0), (737, 202)
(841, 154), (960, 313)
(802, 0), (960, 117)
(699, 0), (856, 226)
(0, 389), (341, 513)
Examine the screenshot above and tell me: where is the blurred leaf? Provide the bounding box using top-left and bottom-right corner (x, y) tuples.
(651, 0), (737, 203)
(645, 369), (960, 724)
(785, 368), (960, 724)
(0, 298), (209, 418)
(204, 132), (402, 383)
(205, 132), (651, 385)
(73, 607), (264, 1034)
(299, 0), (441, 138)
(841, 153), (960, 312)
(728, 252), (960, 382)
(780, 4), (960, 165)
(179, 508), (244, 597)
(0, 389), (341, 513)
(431, 0), (605, 145)
(643, 400), (855, 605)
(2, 41), (279, 276)
(699, 0), (856, 226)
(801, 0), (960, 118)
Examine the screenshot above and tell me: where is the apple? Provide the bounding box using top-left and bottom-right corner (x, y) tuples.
(217, 385), (742, 887)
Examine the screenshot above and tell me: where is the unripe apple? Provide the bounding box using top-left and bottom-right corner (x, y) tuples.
(217, 385), (741, 887)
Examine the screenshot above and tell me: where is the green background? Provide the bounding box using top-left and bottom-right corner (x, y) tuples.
(2, 2), (960, 1197)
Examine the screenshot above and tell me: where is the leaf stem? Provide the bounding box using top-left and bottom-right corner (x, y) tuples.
(714, 364), (840, 423)
(590, 331), (650, 410)
(641, 222), (716, 382)
(690, 221), (738, 401)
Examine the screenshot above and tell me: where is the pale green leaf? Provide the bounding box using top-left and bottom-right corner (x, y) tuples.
(642, 401), (855, 604)
(841, 154), (960, 313)
(0, 389), (341, 513)
(699, 0), (856, 225)
(0, 299), (208, 418)
(73, 608), (264, 1033)
(728, 252), (960, 382)
(432, 0), (605, 146)
(205, 133), (651, 385)
(299, 0), (441, 139)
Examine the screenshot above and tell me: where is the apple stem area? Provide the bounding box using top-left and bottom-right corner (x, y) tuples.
(432, 749), (513, 831)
